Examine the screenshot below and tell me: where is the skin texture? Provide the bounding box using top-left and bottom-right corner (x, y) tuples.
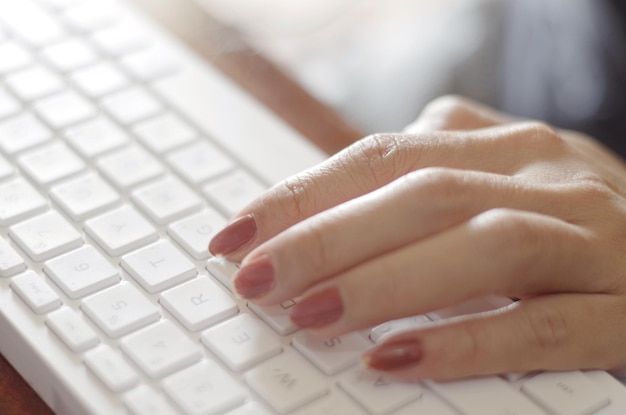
(209, 95), (626, 381)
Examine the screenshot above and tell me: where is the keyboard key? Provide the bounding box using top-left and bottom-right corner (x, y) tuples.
(369, 315), (431, 343)
(121, 240), (196, 293)
(0, 153), (12, 179)
(292, 332), (371, 375)
(61, 2), (119, 32)
(338, 368), (423, 415)
(161, 276), (238, 331)
(0, 113), (53, 154)
(10, 270), (61, 314)
(162, 360), (246, 415)
(426, 376), (547, 415)
(203, 170), (267, 216)
(132, 113), (196, 153)
(44, 245), (119, 299)
(18, 142), (86, 187)
(167, 141), (235, 186)
(102, 87), (162, 125)
(85, 206), (159, 256)
(201, 313), (281, 371)
(41, 38), (98, 72)
(245, 353), (329, 414)
(120, 320), (202, 378)
(81, 282), (160, 338)
(168, 209), (227, 260)
(0, 237), (26, 277)
(121, 46), (178, 81)
(226, 402), (274, 415)
(5, 65), (64, 101)
(0, 177), (47, 226)
(46, 307), (100, 352)
(84, 345), (139, 393)
(0, 42), (33, 75)
(0, 0), (66, 46)
(123, 385), (179, 415)
(98, 145), (165, 190)
(249, 298), (300, 336)
(50, 173), (121, 221)
(9, 211), (83, 262)
(387, 391), (458, 415)
(71, 62), (130, 97)
(34, 91), (97, 128)
(521, 371), (610, 415)
(91, 22), (148, 56)
(132, 176), (202, 225)
(64, 117), (129, 158)
(291, 393), (367, 415)
(0, 87), (20, 120)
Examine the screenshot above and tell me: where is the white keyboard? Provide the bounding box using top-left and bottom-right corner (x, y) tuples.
(1, 0), (626, 414)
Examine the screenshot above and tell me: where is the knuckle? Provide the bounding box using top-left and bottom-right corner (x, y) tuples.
(348, 134), (410, 186)
(506, 121), (567, 154)
(421, 95), (478, 129)
(277, 173), (319, 221)
(522, 305), (569, 351)
(301, 220), (331, 274)
(402, 168), (466, 204)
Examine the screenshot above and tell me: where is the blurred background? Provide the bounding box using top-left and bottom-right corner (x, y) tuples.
(197, 0), (626, 154)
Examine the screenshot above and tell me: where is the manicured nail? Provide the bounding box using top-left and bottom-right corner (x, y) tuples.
(233, 254), (275, 299)
(290, 287), (343, 329)
(362, 337), (423, 371)
(209, 214), (257, 256)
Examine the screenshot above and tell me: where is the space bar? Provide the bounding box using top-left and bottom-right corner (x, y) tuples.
(152, 64), (326, 185)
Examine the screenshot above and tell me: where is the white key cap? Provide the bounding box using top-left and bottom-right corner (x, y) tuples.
(249, 298), (300, 336)
(10, 270), (61, 314)
(167, 141), (235, 185)
(0, 177), (47, 226)
(387, 391), (458, 415)
(34, 91), (97, 128)
(64, 117), (129, 158)
(292, 393), (367, 415)
(81, 282), (160, 337)
(245, 353), (329, 414)
(102, 87), (162, 125)
(133, 113), (196, 153)
(91, 22), (148, 56)
(62, 2), (118, 32)
(201, 313), (281, 371)
(71, 62), (129, 97)
(203, 170), (267, 216)
(121, 320), (202, 378)
(370, 315), (431, 343)
(9, 211), (83, 262)
(41, 38), (98, 72)
(0, 42), (33, 75)
(292, 332), (371, 375)
(0, 153), (12, 179)
(18, 142), (86, 187)
(123, 385), (179, 415)
(0, 87), (20, 120)
(161, 276), (238, 331)
(121, 240), (196, 293)
(37, 0), (84, 12)
(0, 113), (53, 154)
(98, 145), (165, 191)
(5, 65), (64, 101)
(84, 345), (139, 393)
(226, 402), (274, 415)
(0, 238), (26, 277)
(50, 173), (120, 221)
(0, 0), (66, 46)
(169, 209), (226, 260)
(521, 371), (610, 415)
(121, 46), (178, 81)
(338, 368), (423, 415)
(206, 257), (238, 292)
(162, 360), (246, 415)
(85, 206), (158, 256)
(132, 176), (202, 225)
(44, 245), (119, 298)
(426, 376), (547, 415)
(46, 307), (100, 352)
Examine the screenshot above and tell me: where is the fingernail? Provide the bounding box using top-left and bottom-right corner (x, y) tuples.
(290, 287), (343, 329)
(209, 214), (257, 256)
(362, 337), (423, 371)
(234, 254), (275, 299)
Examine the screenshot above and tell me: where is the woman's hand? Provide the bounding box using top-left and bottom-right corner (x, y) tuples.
(209, 96), (626, 381)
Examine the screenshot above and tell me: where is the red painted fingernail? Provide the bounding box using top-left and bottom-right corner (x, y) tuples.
(363, 337), (423, 371)
(209, 214), (257, 256)
(234, 254), (275, 299)
(290, 287), (344, 329)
